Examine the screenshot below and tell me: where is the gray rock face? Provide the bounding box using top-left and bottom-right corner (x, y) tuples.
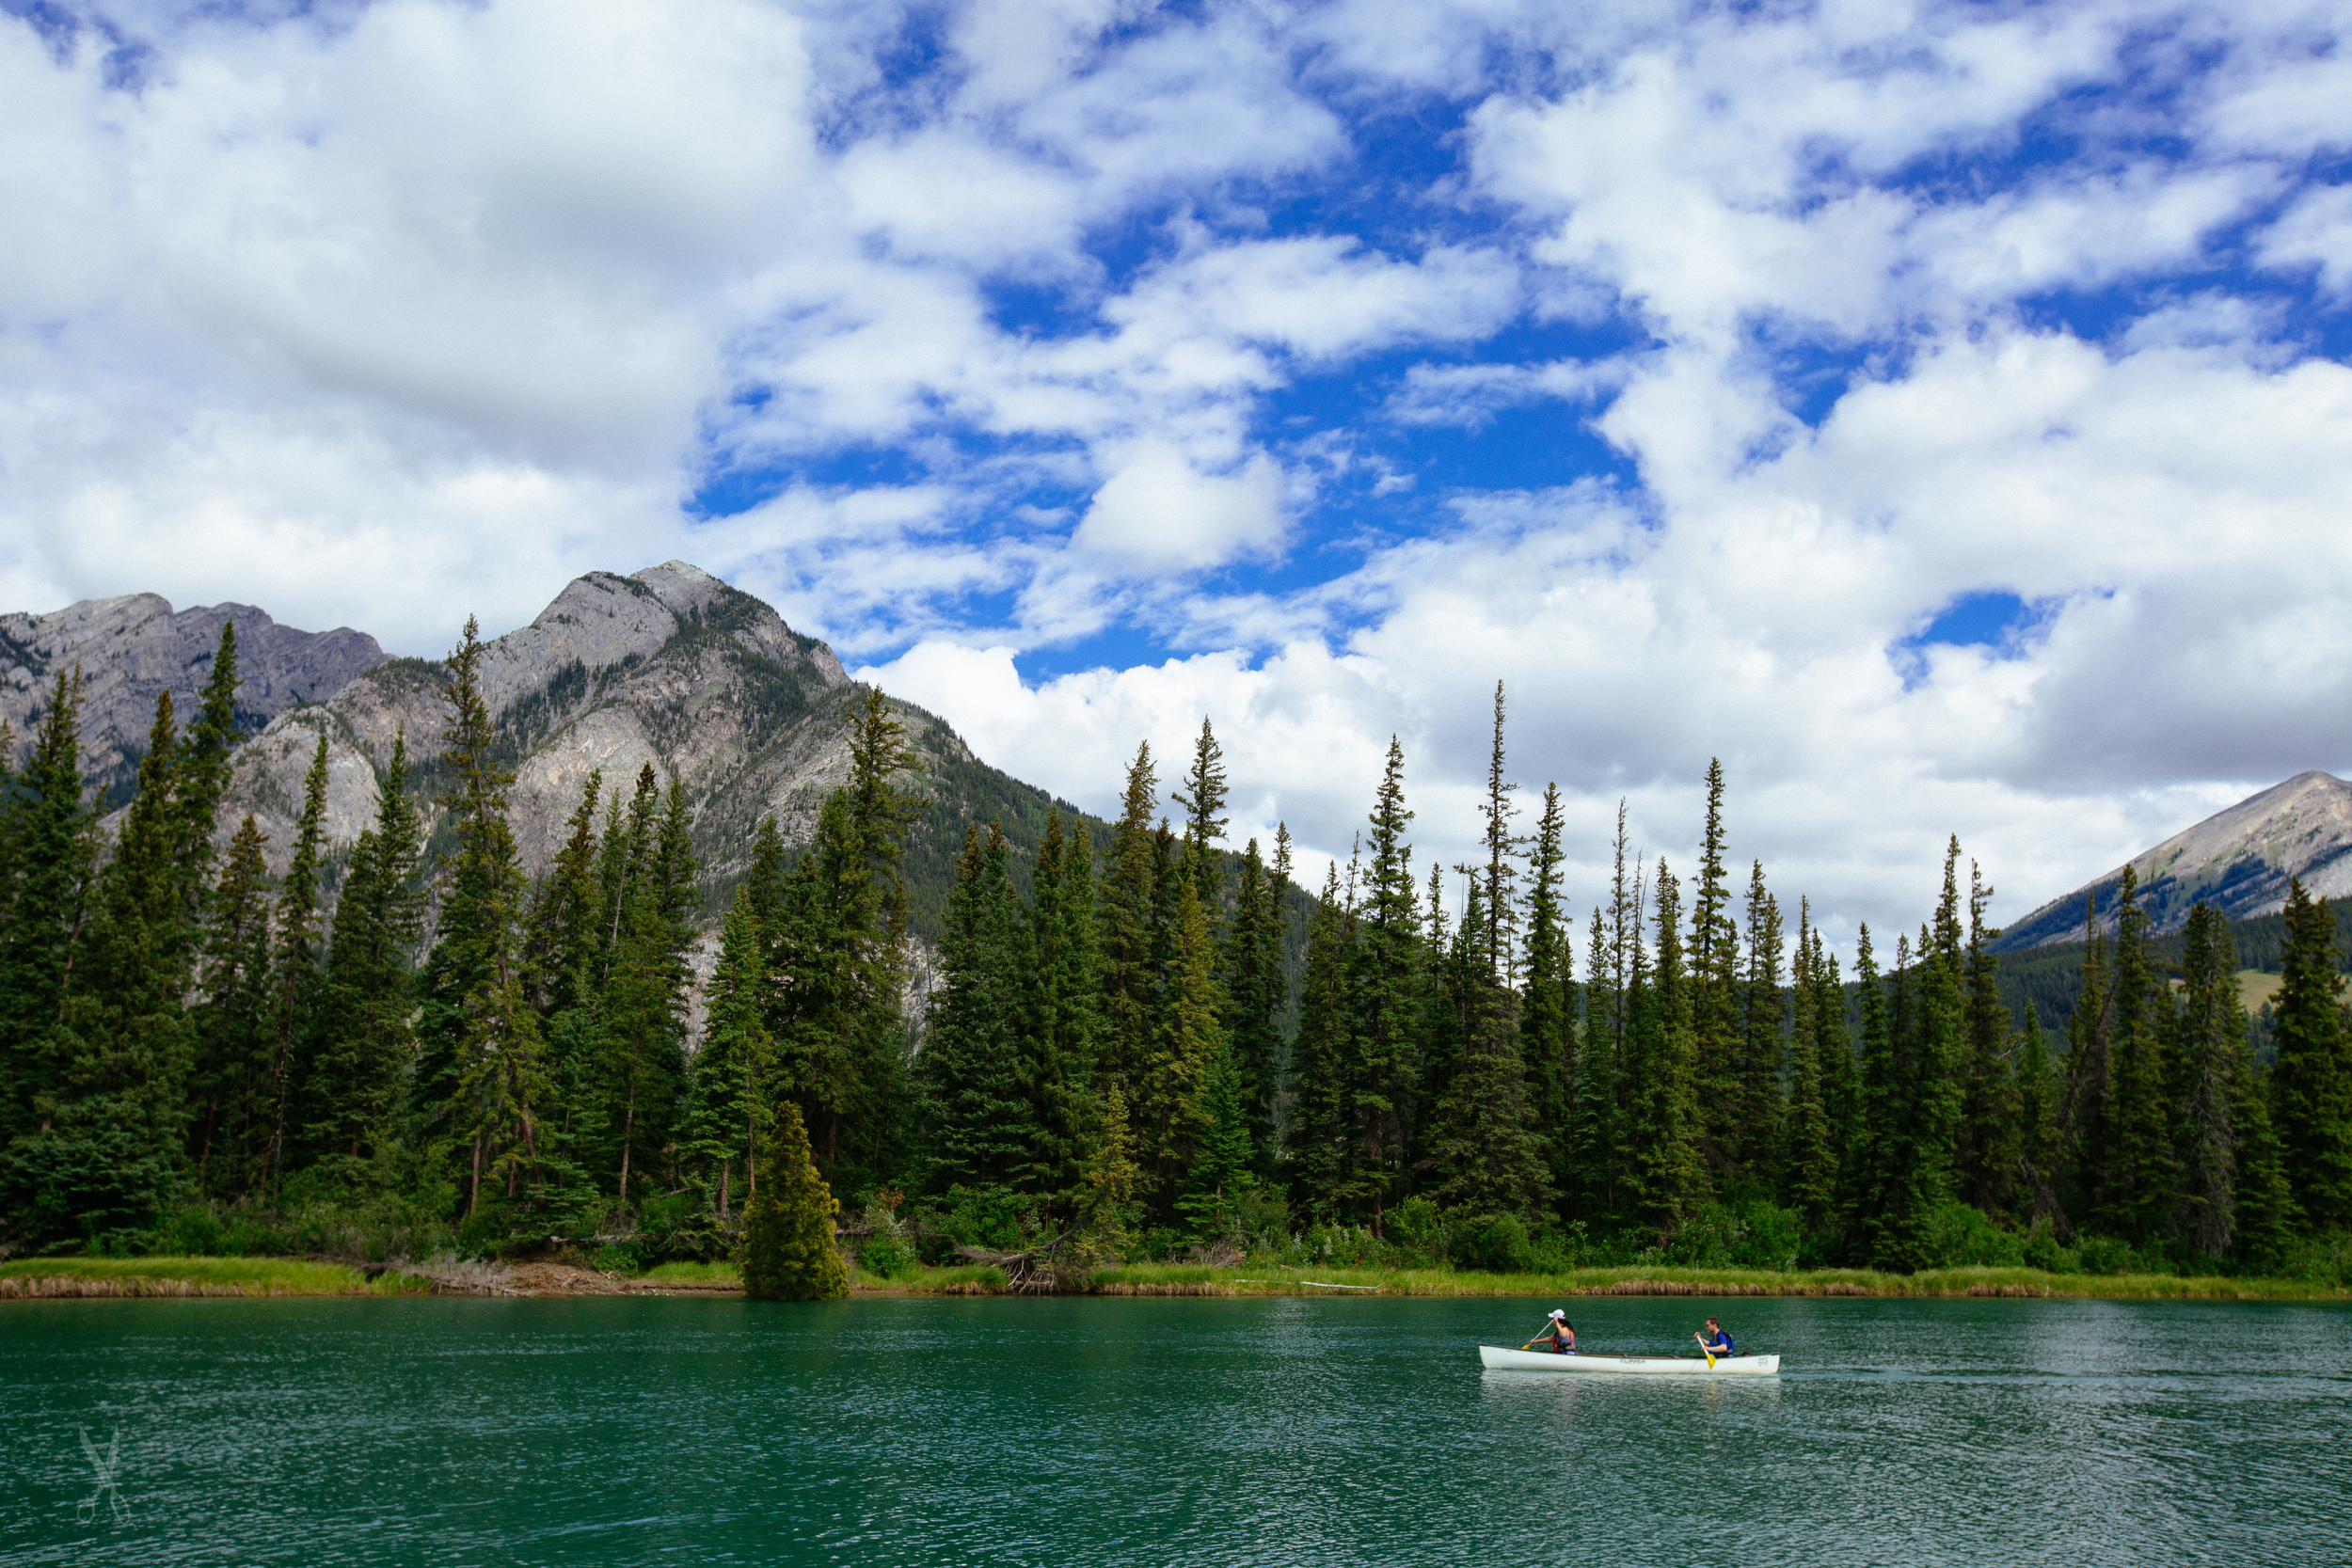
(213, 562), (897, 896)
(1998, 770), (2352, 949)
(0, 594), (388, 800)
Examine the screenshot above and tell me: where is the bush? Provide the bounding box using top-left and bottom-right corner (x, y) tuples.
(1452, 1212), (1534, 1275)
(2021, 1220), (2077, 1275)
(2071, 1234), (2143, 1276)
(155, 1207), (227, 1258)
(1922, 1202), (2026, 1269)
(858, 1236), (914, 1279)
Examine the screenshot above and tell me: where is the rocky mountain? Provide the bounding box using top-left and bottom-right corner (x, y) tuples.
(0, 594), (387, 803)
(208, 562), (1082, 940)
(1997, 770), (2352, 950)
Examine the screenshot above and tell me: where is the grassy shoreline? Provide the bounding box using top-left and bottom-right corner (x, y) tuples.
(6, 1256), (2344, 1302)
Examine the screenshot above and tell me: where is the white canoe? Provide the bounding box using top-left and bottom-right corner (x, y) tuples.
(1479, 1345), (1781, 1376)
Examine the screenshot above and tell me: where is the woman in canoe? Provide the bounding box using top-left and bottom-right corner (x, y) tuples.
(1694, 1318), (1733, 1357)
(1532, 1310), (1577, 1354)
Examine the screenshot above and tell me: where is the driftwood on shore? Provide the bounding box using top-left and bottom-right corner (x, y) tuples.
(954, 1230), (1078, 1292)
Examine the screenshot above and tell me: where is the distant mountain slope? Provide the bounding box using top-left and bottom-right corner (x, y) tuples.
(1996, 770), (2352, 951)
(0, 593), (387, 803)
(212, 562), (1093, 940)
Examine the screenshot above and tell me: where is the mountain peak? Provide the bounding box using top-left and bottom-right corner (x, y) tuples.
(1998, 769), (2352, 949)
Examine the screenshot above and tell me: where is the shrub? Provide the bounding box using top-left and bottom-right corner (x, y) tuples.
(1452, 1212), (1534, 1274)
(2021, 1220), (2077, 1275)
(1922, 1202), (2026, 1269)
(859, 1236), (914, 1279)
(2071, 1235), (2142, 1276)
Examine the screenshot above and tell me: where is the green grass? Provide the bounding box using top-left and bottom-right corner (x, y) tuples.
(0, 1256), (421, 1297)
(962, 1260), (2352, 1302)
(638, 1260), (741, 1286)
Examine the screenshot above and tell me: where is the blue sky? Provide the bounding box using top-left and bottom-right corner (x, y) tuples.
(3, 0), (2350, 942)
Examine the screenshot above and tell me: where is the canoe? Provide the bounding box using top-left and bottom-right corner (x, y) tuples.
(1478, 1345), (1781, 1375)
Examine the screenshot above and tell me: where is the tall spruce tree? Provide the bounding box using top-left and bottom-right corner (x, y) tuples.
(1781, 900), (1836, 1225)
(1735, 863), (1785, 1181)
(1688, 761), (1740, 1172)
(2062, 891), (2112, 1222)
(922, 826), (1038, 1194)
(1426, 877), (1549, 1220)
(1957, 862), (2019, 1219)
(2172, 900), (2245, 1259)
(1027, 808), (1104, 1199)
(1285, 863), (1354, 1224)
(0, 673), (96, 1175)
(2269, 877), (2352, 1232)
(300, 728), (427, 1183)
(2098, 865), (2173, 1242)
(1520, 784), (1574, 1217)
(1100, 744), (1161, 1113)
(688, 888), (773, 1219)
(189, 817), (275, 1199)
(1344, 737), (1421, 1233)
(1629, 857), (1704, 1233)
(1221, 832), (1289, 1168)
(418, 617), (550, 1219)
(32, 692), (198, 1237)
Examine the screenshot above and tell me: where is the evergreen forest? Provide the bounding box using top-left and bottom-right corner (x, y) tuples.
(2, 630), (2348, 1288)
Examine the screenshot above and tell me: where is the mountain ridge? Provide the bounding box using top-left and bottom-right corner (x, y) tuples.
(1996, 769), (2352, 950)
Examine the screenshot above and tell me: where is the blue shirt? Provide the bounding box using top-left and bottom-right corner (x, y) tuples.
(1703, 1330), (1733, 1355)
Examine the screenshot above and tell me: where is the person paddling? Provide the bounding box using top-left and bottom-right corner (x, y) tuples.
(1531, 1309), (1577, 1354)
(1693, 1318), (1733, 1360)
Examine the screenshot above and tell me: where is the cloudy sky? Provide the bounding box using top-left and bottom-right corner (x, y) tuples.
(4, 0), (2349, 947)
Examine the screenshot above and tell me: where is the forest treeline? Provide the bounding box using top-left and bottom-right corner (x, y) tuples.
(0, 631), (2346, 1281)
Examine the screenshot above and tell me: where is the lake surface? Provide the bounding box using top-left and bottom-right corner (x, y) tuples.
(3, 1293), (2347, 1565)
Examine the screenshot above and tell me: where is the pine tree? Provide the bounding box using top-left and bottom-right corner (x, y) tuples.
(2269, 877), (2352, 1232)
(2171, 901), (2244, 1260)
(1688, 760), (1740, 1171)
(170, 622), (245, 927)
(1629, 857), (1704, 1233)
(418, 617), (549, 1219)
(189, 817), (276, 1199)
(1477, 683), (1521, 979)
(1344, 737), (1421, 1233)
(1144, 876), (1233, 1227)
(594, 768), (695, 1206)
(1566, 804), (1635, 1227)
(300, 728), (427, 1182)
(1849, 924), (1916, 1264)
(1173, 718), (1230, 909)
(2013, 1009), (2064, 1229)
(741, 1099), (848, 1301)
(26, 691), (198, 1238)
(2061, 891), (2112, 1223)
(1735, 862), (1785, 1180)
(1220, 832), (1288, 1168)
(1519, 784), (1573, 1216)
(2098, 865), (2173, 1242)
(1781, 900), (1835, 1225)
(688, 888), (773, 1219)
(263, 733), (332, 1190)
(1027, 807), (1104, 1199)
(1427, 877), (1549, 1219)
(921, 826), (1037, 1194)
(1958, 861), (2019, 1218)
(1285, 863), (1354, 1224)
(1100, 743), (1160, 1112)
(0, 672), (96, 1171)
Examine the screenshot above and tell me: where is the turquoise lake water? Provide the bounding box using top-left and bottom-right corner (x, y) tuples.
(3, 1293), (2348, 1565)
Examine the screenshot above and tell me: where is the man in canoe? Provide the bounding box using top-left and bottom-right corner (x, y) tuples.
(1531, 1310), (1577, 1354)
(1694, 1318), (1734, 1358)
